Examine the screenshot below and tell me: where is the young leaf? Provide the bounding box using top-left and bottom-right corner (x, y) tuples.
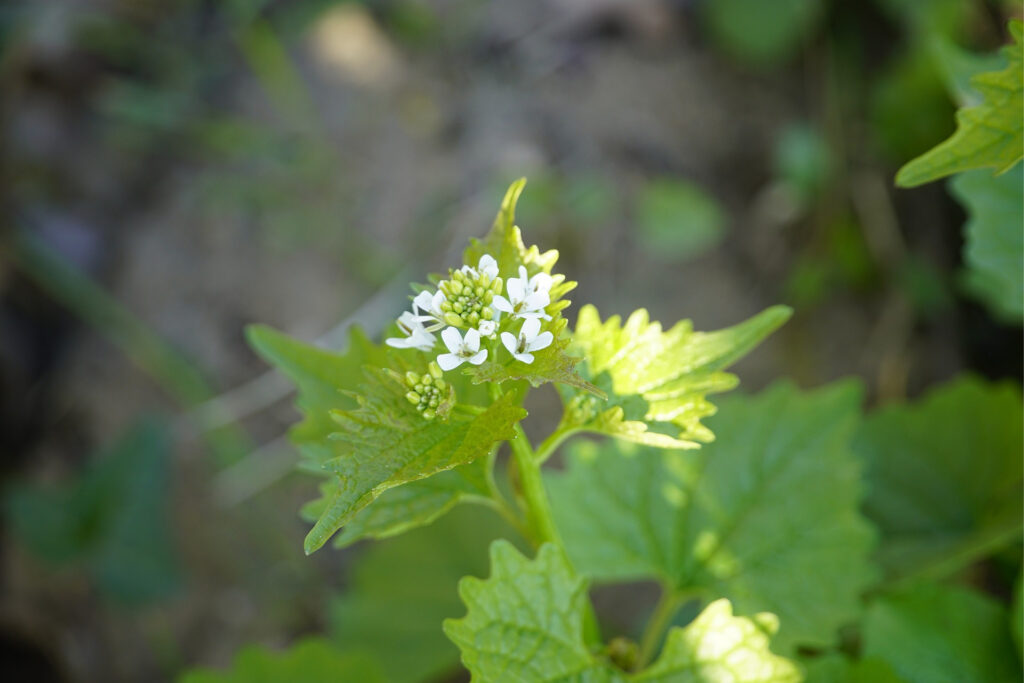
(802, 655), (906, 683)
(463, 178), (559, 277)
(178, 638), (386, 683)
(852, 376), (1023, 578)
(949, 166), (1023, 321)
(549, 381), (877, 652)
(305, 373), (526, 553)
(896, 21), (1023, 186)
(560, 305), (792, 449)
(332, 506), (516, 682)
(444, 541), (799, 681)
(862, 583), (1019, 683)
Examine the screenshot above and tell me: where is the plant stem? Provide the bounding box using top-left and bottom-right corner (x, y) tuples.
(637, 584), (684, 669)
(534, 422), (580, 464)
(510, 422), (563, 547)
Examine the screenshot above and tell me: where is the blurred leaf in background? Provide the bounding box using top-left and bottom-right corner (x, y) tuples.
(702, 0), (824, 66)
(5, 418), (181, 605)
(853, 376), (1023, 580)
(179, 638), (386, 683)
(634, 178), (725, 262)
(330, 505), (517, 683)
(774, 124), (833, 205)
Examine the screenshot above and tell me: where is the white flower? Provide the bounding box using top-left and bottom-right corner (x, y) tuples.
(501, 318), (553, 364)
(460, 254), (499, 281)
(493, 266), (552, 320)
(412, 290), (447, 331)
(437, 326), (488, 371)
(477, 319), (497, 337)
(386, 311), (436, 351)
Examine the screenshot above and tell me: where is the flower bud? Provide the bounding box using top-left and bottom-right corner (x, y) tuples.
(405, 371), (420, 387)
(491, 277), (503, 294)
(421, 409), (436, 420)
(444, 312), (464, 327)
(406, 391), (421, 405)
(428, 362), (443, 379)
(467, 311), (480, 326)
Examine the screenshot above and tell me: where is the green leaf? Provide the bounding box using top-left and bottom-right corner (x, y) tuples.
(703, 0), (823, 66)
(463, 178), (559, 278)
(634, 600), (801, 683)
(635, 179), (726, 261)
(560, 305), (792, 449)
(852, 375), (1023, 578)
(803, 655), (906, 683)
(305, 372), (526, 553)
(549, 382), (877, 652)
(332, 505), (515, 682)
(327, 458), (491, 548)
(862, 582), (1019, 683)
(444, 541), (799, 682)
(950, 166), (1024, 321)
(5, 419), (180, 605)
(1012, 571), (1023, 660)
(178, 638), (386, 683)
(896, 21), (1023, 186)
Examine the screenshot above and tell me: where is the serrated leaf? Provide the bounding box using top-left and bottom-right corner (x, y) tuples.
(305, 375), (525, 553)
(177, 638), (386, 683)
(5, 419), (180, 605)
(468, 317), (604, 396)
(464, 178), (559, 277)
(332, 505), (516, 682)
(328, 458), (491, 548)
(862, 582), (1019, 683)
(852, 375), (1023, 577)
(896, 21), (1023, 186)
(444, 541), (799, 682)
(949, 166), (1023, 321)
(549, 382), (877, 652)
(559, 305), (792, 449)
(634, 600), (801, 683)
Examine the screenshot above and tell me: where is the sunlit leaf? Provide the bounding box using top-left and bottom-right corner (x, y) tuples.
(549, 382), (877, 652)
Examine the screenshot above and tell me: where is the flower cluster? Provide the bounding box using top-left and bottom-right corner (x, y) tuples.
(386, 254), (555, 374)
(402, 363), (447, 420)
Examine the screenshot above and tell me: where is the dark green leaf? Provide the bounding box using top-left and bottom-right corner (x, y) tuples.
(178, 638), (385, 683)
(549, 382), (877, 652)
(635, 179), (726, 261)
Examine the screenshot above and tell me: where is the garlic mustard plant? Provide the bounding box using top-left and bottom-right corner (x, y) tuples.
(247, 178), (803, 679)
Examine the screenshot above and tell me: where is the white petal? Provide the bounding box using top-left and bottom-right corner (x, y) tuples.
(517, 266), (529, 281)
(463, 328), (481, 351)
(441, 326), (463, 353)
(529, 272), (552, 294)
(410, 329), (436, 351)
(477, 320), (496, 336)
(386, 336), (411, 348)
(436, 353), (462, 371)
(527, 330), (553, 352)
(507, 277), (526, 303)
(513, 351), (534, 364)
(468, 349), (488, 365)
(478, 255), (498, 279)
(501, 332), (517, 354)
(431, 290), (447, 310)
(523, 291), (550, 311)
(519, 317), (541, 339)
(492, 295), (513, 313)
(412, 290), (434, 313)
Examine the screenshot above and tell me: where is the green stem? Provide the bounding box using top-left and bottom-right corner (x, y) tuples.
(510, 422), (563, 547)
(535, 422), (580, 464)
(637, 584), (685, 669)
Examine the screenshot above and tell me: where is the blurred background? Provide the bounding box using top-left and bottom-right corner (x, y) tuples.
(1, 0), (1021, 681)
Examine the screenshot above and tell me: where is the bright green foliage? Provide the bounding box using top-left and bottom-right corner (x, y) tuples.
(950, 166), (1024, 321)
(333, 506), (514, 682)
(305, 373), (525, 553)
(634, 179), (725, 261)
(444, 541), (609, 682)
(853, 376), (1023, 577)
(896, 21), (1023, 186)
(178, 638), (386, 683)
(549, 382), (877, 652)
(702, 0), (823, 66)
(5, 419), (180, 605)
(444, 541), (799, 682)
(560, 305), (792, 449)
(862, 582), (1020, 683)
(634, 601), (801, 683)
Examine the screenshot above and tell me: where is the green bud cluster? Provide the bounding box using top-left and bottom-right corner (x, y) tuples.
(438, 268), (502, 329)
(403, 362), (447, 420)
